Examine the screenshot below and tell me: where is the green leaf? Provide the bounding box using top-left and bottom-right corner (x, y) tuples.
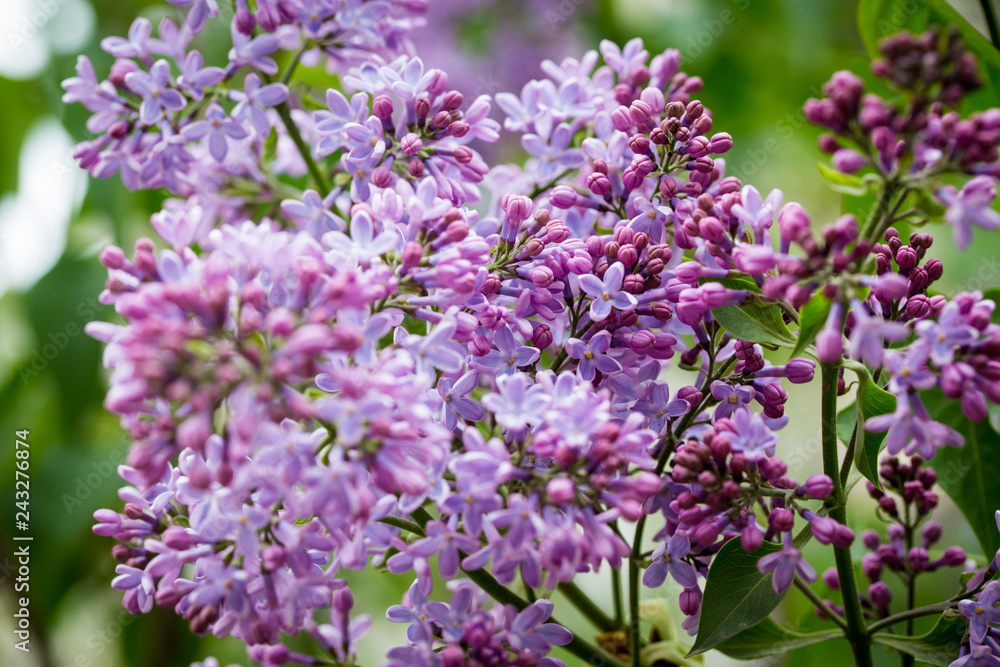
(712, 301), (796, 349)
(818, 162), (868, 196)
(790, 292), (832, 360)
(852, 379), (897, 488)
(703, 277), (796, 348)
(857, 0), (1000, 110)
(714, 617), (842, 660)
(687, 539), (786, 656)
(837, 400), (858, 446)
(924, 388), (1000, 557)
(871, 617), (966, 666)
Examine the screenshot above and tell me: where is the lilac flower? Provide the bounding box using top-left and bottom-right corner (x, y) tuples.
(710, 381), (756, 420)
(344, 116), (387, 161)
(228, 25), (279, 76)
(866, 394), (964, 458)
(883, 347), (937, 394)
(731, 185), (783, 240)
(727, 409), (778, 462)
(386, 581), (432, 641)
(565, 331), (621, 381)
(407, 319), (465, 374)
(506, 600), (573, 654)
(960, 582), (1000, 644)
(916, 301), (979, 366)
(101, 18), (152, 61)
(281, 189), (346, 236)
(522, 123), (586, 180)
(600, 38), (649, 80)
(440, 478), (502, 537)
(381, 57), (437, 100)
(176, 51), (224, 101)
(950, 644), (1000, 667)
(181, 103), (248, 161)
(408, 520), (481, 579)
(939, 176), (1000, 249)
(578, 262), (638, 322)
(643, 535), (698, 589)
(476, 326), (541, 376)
(324, 211), (399, 266)
(628, 197), (673, 243)
(757, 534), (817, 594)
(438, 371), (485, 430)
(167, 0), (219, 32)
(125, 60), (186, 125)
(632, 381), (689, 433)
(230, 73), (288, 136)
(847, 301), (908, 368)
(481, 372), (550, 432)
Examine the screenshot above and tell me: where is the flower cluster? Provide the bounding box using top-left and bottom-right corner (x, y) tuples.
(815, 456), (966, 618)
(68, 3), (1000, 666)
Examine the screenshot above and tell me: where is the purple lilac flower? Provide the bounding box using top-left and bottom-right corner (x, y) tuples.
(476, 326), (541, 376)
(939, 176), (1000, 249)
(757, 533), (817, 594)
(578, 262), (637, 322)
(726, 409), (779, 462)
(125, 60), (186, 125)
(847, 301), (908, 368)
(438, 371), (485, 430)
(230, 73), (288, 136)
(506, 599), (573, 654)
(710, 381), (756, 420)
(916, 301), (979, 366)
(960, 582), (1000, 644)
(632, 381), (689, 433)
(522, 123), (587, 180)
(181, 103), (248, 161)
(643, 535), (698, 588)
(565, 331), (621, 381)
(481, 372), (550, 433)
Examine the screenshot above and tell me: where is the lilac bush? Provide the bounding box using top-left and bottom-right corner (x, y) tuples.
(66, 1), (1000, 666)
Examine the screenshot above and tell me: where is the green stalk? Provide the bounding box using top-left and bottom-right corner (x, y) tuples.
(272, 100), (331, 195)
(558, 581), (619, 633)
(821, 364), (873, 667)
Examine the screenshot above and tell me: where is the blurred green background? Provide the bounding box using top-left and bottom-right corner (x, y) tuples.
(1, 0), (998, 665)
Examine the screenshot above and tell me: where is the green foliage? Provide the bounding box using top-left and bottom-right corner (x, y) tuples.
(688, 539), (786, 656)
(715, 617), (843, 660)
(789, 291), (832, 359)
(835, 378), (897, 488)
(708, 277), (796, 348)
(817, 162), (868, 196)
(924, 388), (1000, 557)
(871, 617), (967, 666)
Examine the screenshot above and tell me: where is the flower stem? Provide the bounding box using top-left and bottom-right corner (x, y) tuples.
(558, 581), (620, 633)
(866, 601), (955, 634)
(821, 363), (873, 667)
(793, 576), (849, 633)
(272, 100), (332, 195)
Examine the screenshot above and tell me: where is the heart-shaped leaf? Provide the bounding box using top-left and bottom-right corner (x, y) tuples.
(687, 539), (785, 656)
